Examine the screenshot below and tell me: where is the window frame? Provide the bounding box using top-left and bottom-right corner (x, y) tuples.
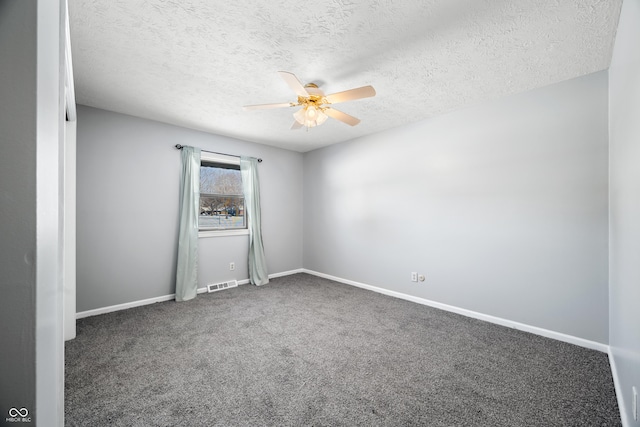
(198, 152), (248, 238)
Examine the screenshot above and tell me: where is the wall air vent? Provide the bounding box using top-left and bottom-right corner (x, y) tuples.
(207, 280), (238, 293)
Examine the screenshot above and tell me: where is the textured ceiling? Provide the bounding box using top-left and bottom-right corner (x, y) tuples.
(69, 0), (622, 153)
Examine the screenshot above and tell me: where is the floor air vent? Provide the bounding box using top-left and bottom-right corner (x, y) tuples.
(207, 280), (238, 293)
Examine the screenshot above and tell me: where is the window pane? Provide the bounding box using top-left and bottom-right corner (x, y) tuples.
(200, 165), (242, 195)
(199, 195), (245, 229)
(199, 163), (245, 231)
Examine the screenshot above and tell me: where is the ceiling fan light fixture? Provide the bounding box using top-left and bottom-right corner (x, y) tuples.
(293, 107), (306, 125)
(305, 105), (318, 121)
(293, 105), (328, 128)
(316, 110), (328, 125)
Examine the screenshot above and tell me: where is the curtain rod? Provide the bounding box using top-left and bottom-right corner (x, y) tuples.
(174, 144), (262, 163)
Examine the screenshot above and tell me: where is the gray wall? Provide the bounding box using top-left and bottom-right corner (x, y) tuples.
(0, 0), (65, 424)
(76, 106), (304, 312)
(303, 71), (609, 344)
(0, 0), (38, 419)
(609, 0), (640, 425)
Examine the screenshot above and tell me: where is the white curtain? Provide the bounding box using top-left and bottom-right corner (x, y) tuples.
(175, 146), (201, 301)
(240, 157), (269, 286)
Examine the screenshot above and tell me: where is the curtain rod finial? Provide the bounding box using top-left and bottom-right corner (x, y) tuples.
(175, 144), (183, 149)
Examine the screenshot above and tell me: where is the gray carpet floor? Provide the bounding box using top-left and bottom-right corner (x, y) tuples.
(65, 273), (620, 426)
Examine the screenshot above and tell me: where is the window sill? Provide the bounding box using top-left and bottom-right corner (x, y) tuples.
(198, 229), (249, 238)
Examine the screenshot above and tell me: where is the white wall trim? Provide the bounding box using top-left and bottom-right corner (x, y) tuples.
(234, 269), (303, 286)
(76, 269), (304, 319)
(199, 229), (249, 238)
(63, 119), (76, 340)
(36, 0), (65, 424)
(269, 268), (304, 279)
(64, 0), (76, 121)
(76, 293), (179, 319)
(302, 269), (609, 353)
(608, 348), (630, 427)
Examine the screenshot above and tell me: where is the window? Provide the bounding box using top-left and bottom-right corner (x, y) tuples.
(199, 153), (246, 235)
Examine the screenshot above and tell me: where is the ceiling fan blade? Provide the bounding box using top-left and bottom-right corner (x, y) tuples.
(325, 85), (376, 104)
(278, 71), (309, 98)
(242, 102), (295, 111)
(290, 120), (303, 130)
(324, 108), (361, 126)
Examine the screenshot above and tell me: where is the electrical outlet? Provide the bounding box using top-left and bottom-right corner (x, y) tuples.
(633, 386), (638, 421)
(418, 274), (426, 282)
(411, 272), (418, 282)
(229, 262), (235, 271)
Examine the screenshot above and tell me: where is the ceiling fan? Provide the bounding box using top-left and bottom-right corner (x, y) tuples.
(243, 71), (376, 130)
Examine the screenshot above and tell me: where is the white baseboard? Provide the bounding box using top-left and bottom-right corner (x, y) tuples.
(75, 269), (303, 319)
(269, 268), (304, 279)
(302, 269), (609, 353)
(76, 293), (179, 319)
(608, 347), (630, 427)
